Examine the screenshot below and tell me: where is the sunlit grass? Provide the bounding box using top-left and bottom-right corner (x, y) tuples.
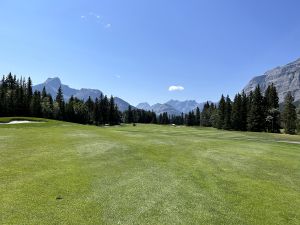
(0, 118), (299, 224)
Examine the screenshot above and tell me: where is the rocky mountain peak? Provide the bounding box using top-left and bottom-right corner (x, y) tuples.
(244, 58), (300, 103)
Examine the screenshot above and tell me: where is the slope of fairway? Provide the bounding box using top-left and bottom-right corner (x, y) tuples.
(0, 119), (299, 225)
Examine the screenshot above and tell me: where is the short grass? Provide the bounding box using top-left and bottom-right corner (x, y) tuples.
(0, 118), (299, 225)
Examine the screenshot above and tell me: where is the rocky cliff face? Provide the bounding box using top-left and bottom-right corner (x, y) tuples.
(244, 58), (300, 103)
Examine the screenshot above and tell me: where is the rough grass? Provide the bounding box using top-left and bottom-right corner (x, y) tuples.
(0, 118), (299, 225)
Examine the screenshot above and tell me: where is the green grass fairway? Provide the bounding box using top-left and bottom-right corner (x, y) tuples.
(1, 119), (300, 224)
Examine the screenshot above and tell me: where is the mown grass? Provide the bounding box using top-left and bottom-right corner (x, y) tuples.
(0, 118), (299, 224)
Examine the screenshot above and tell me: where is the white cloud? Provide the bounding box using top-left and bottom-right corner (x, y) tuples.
(168, 85), (184, 91)
(80, 15), (86, 19)
(105, 23), (112, 29)
(115, 74), (121, 78)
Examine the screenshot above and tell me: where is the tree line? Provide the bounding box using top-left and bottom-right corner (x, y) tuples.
(124, 84), (299, 134)
(1, 73), (299, 134)
(0, 73), (121, 125)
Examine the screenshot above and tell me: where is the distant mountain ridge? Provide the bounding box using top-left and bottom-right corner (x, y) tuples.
(244, 58), (300, 103)
(136, 100), (211, 115)
(33, 77), (131, 112)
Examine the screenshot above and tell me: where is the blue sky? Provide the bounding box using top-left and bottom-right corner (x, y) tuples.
(1, 0), (300, 105)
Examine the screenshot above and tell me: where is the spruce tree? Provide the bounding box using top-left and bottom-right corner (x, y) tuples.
(282, 92), (297, 134)
(30, 91), (42, 117)
(240, 91), (248, 131)
(201, 102), (212, 127)
(223, 95), (232, 130)
(247, 86), (264, 132)
(126, 105), (134, 123)
(85, 96), (94, 123)
(195, 107), (201, 126)
(264, 84), (280, 133)
(217, 95), (226, 129)
(55, 86), (65, 120)
(232, 94), (242, 130)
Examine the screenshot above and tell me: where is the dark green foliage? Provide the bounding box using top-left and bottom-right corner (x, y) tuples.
(282, 92), (297, 134)
(186, 111), (196, 126)
(55, 86), (65, 120)
(124, 108), (157, 124)
(158, 112), (170, 124)
(30, 91), (42, 117)
(223, 95), (232, 130)
(0, 73), (121, 126)
(215, 85), (282, 133)
(232, 94), (243, 130)
(265, 108), (281, 133)
(125, 105), (134, 123)
(195, 107), (201, 126)
(264, 84), (281, 133)
(247, 86), (265, 132)
(240, 91), (248, 131)
(217, 95), (226, 129)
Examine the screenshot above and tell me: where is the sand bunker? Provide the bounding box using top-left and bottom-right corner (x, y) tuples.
(0, 120), (43, 125)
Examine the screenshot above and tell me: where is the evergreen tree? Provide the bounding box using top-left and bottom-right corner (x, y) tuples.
(187, 111), (196, 126)
(101, 95), (110, 124)
(85, 96), (94, 124)
(240, 91), (248, 131)
(217, 95), (226, 129)
(151, 111), (157, 124)
(30, 91), (42, 117)
(126, 105), (134, 123)
(93, 98), (101, 125)
(265, 84), (279, 109)
(264, 84), (280, 133)
(247, 86), (264, 132)
(55, 86), (65, 120)
(223, 95), (232, 130)
(195, 107), (201, 126)
(26, 77), (33, 115)
(201, 102), (212, 127)
(232, 94), (242, 130)
(282, 92), (297, 134)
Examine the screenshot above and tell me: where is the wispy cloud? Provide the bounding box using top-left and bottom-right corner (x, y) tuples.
(115, 74), (121, 79)
(80, 12), (111, 29)
(105, 23), (112, 29)
(168, 85), (185, 91)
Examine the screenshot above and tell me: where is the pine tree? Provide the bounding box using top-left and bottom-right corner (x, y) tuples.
(93, 98), (101, 125)
(126, 105), (134, 123)
(30, 91), (42, 117)
(223, 95), (232, 130)
(187, 111), (196, 126)
(232, 94), (242, 130)
(201, 102), (212, 127)
(85, 96), (94, 123)
(264, 84), (280, 133)
(217, 95), (226, 129)
(195, 107), (201, 126)
(247, 86), (264, 132)
(55, 86), (65, 120)
(26, 77), (33, 115)
(282, 92), (297, 134)
(240, 91), (248, 131)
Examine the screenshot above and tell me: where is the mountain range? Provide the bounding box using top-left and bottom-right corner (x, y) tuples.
(33, 57), (300, 115)
(136, 100), (210, 115)
(33, 77), (131, 112)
